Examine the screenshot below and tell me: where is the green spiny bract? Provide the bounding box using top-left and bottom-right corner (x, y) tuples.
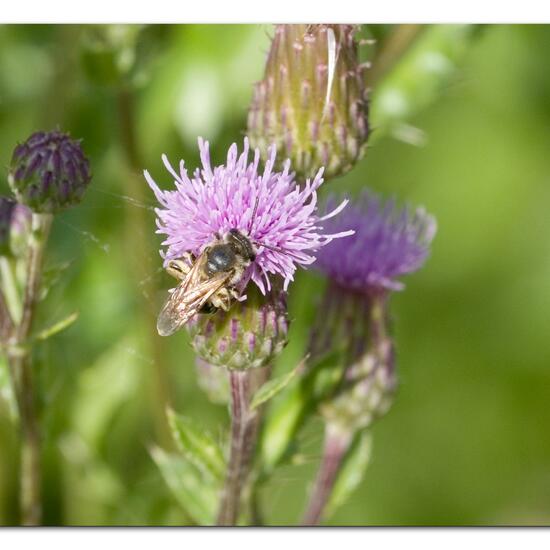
(187, 286), (289, 371)
(248, 25), (370, 181)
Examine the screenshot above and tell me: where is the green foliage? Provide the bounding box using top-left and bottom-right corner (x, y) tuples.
(159, 409), (228, 524)
(34, 311), (79, 341)
(250, 360), (302, 410)
(167, 409), (225, 482)
(371, 24), (478, 144)
(80, 25), (146, 87)
(39, 260), (72, 301)
(325, 431), (372, 518)
(0, 355), (16, 420)
(151, 446), (218, 525)
(260, 350), (345, 471)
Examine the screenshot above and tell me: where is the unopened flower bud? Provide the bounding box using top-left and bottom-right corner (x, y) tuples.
(0, 197), (32, 257)
(9, 130), (92, 214)
(248, 24), (370, 180)
(187, 286), (289, 371)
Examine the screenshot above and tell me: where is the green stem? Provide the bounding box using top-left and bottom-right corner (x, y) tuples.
(17, 214), (52, 341)
(6, 212), (52, 526)
(0, 256), (21, 324)
(302, 291), (391, 526)
(216, 367), (269, 526)
(0, 286), (14, 342)
(301, 424), (352, 526)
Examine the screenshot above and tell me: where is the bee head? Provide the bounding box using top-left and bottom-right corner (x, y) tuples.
(227, 229), (256, 262)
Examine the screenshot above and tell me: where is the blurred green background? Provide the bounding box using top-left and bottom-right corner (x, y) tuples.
(1, 24), (550, 526)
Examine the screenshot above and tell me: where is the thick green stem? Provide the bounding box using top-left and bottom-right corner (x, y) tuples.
(14, 352), (41, 526)
(216, 368), (269, 526)
(6, 212), (52, 526)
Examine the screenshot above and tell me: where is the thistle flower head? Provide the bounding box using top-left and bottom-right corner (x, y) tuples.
(248, 24), (370, 181)
(316, 190), (437, 292)
(0, 196), (32, 257)
(144, 137), (352, 294)
(8, 130), (92, 214)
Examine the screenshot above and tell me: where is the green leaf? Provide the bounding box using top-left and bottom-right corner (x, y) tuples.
(35, 311), (79, 341)
(40, 260), (72, 300)
(167, 409), (225, 482)
(71, 335), (141, 445)
(259, 350), (345, 472)
(308, 350), (347, 401)
(325, 430), (373, 518)
(150, 446), (218, 526)
(259, 380), (306, 474)
(250, 360), (304, 410)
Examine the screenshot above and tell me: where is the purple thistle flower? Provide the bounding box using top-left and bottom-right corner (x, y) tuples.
(144, 138), (353, 294)
(316, 190), (437, 292)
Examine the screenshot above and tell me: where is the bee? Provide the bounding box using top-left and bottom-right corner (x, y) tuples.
(157, 228), (257, 336)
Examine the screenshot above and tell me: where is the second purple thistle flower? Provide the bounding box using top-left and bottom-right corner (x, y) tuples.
(316, 189), (437, 293)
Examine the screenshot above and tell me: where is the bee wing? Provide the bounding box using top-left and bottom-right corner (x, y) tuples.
(157, 267), (232, 336)
(157, 252), (206, 336)
(157, 274), (231, 336)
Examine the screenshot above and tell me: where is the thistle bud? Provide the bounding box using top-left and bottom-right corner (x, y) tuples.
(187, 286), (289, 371)
(0, 197), (32, 257)
(8, 130), (92, 214)
(248, 24), (369, 180)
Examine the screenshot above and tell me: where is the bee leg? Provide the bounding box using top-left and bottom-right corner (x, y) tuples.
(210, 288), (233, 312)
(229, 288), (242, 301)
(166, 254), (194, 281)
(165, 260), (189, 281)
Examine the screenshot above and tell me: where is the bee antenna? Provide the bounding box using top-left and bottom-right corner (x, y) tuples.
(252, 240), (303, 261)
(248, 195), (260, 236)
